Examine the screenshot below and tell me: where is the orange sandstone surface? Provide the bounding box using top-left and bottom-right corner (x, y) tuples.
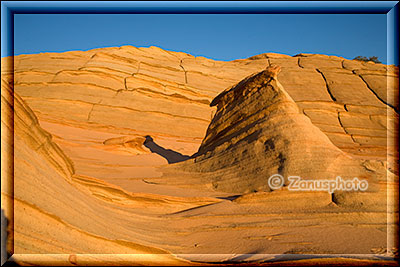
(1, 46), (399, 265)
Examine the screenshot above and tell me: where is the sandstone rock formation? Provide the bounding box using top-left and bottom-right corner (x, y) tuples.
(10, 48), (398, 175)
(1, 46), (399, 265)
(174, 65), (380, 194)
(2, 74), (219, 265)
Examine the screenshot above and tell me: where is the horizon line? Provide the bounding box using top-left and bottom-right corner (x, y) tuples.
(5, 44), (390, 65)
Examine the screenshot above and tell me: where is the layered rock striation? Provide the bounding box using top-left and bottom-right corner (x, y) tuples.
(10, 48), (399, 156)
(181, 65), (380, 193)
(1, 46), (399, 264)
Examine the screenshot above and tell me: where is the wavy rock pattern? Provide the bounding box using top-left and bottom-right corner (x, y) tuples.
(11, 47), (399, 165)
(1, 46), (399, 265)
(175, 66), (380, 194)
(2, 83), (221, 264)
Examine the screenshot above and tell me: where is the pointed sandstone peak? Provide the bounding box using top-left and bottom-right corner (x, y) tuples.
(210, 65), (282, 108)
(185, 66), (379, 194)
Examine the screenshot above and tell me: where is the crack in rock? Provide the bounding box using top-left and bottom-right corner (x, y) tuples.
(353, 70), (398, 113)
(180, 59), (188, 84)
(316, 69), (337, 102)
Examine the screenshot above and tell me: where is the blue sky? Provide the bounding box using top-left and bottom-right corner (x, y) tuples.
(14, 14), (387, 63)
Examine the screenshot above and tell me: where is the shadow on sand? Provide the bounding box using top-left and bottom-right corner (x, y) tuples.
(143, 135), (190, 164)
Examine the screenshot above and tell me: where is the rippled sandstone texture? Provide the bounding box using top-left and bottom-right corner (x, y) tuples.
(169, 65), (381, 195)
(1, 46), (399, 265)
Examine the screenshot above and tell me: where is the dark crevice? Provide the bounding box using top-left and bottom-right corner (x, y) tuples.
(123, 77), (128, 90)
(316, 69), (337, 102)
(179, 59), (188, 84)
(337, 112), (348, 134)
(354, 71), (398, 113)
(216, 195), (241, 201)
(331, 193), (337, 204)
(90, 53), (97, 60)
(141, 179), (159, 185)
(143, 135), (190, 164)
(338, 112), (358, 143)
(297, 58), (304, 68)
